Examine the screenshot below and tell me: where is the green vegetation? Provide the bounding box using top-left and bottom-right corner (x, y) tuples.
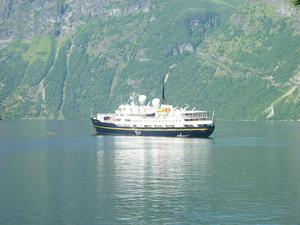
(292, 0), (300, 6)
(0, 0), (299, 120)
(22, 37), (52, 64)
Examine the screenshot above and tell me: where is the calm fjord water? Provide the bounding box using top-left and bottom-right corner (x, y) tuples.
(0, 121), (300, 225)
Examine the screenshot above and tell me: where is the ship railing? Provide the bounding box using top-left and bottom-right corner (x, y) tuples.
(184, 118), (213, 121)
(179, 111), (214, 120)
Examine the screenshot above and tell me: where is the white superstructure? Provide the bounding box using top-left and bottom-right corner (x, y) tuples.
(96, 94), (214, 128)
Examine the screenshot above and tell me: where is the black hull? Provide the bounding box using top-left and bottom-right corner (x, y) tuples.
(91, 118), (214, 138)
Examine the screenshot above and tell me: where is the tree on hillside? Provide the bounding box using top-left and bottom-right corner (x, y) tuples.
(292, 0), (300, 6)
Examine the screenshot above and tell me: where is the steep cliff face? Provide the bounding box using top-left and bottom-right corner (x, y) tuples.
(0, 0), (299, 120)
(0, 0), (150, 45)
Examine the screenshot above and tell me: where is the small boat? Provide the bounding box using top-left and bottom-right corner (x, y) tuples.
(91, 82), (215, 138)
(46, 130), (55, 136)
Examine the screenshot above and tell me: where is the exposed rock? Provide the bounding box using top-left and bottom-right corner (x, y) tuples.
(0, 0), (150, 46)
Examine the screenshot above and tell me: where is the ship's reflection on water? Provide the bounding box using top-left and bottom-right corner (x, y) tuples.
(95, 136), (213, 223)
(95, 136), (213, 185)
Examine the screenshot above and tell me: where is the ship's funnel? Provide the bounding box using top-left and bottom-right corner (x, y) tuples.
(162, 81), (167, 104)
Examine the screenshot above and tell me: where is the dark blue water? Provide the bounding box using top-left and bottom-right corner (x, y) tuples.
(0, 121), (300, 224)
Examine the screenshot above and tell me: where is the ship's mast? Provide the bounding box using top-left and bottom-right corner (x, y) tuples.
(162, 78), (167, 104)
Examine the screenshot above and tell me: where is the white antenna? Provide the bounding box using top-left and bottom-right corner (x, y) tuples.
(164, 73), (169, 83)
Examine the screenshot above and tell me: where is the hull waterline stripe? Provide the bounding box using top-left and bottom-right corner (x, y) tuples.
(94, 125), (209, 132)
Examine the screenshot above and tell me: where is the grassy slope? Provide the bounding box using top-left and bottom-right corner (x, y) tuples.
(0, 0), (299, 120)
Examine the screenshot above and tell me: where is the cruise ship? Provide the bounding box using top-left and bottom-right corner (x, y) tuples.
(91, 84), (215, 138)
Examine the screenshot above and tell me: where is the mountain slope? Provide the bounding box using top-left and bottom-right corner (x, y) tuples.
(0, 0), (299, 120)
